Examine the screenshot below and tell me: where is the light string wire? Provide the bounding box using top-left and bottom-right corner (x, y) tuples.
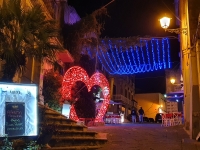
(86, 38), (171, 74)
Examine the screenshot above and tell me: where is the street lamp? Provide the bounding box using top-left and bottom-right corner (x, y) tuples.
(170, 78), (176, 84)
(159, 17), (187, 35)
(170, 77), (184, 91)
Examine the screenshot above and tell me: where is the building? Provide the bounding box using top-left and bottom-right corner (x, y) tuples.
(109, 75), (136, 118)
(134, 93), (166, 119)
(165, 68), (183, 93)
(175, 0), (200, 139)
(166, 100), (178, 113)
(164, 68), (184, 113)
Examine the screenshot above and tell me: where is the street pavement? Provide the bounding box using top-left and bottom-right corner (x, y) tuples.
(88, 122), (200, 150)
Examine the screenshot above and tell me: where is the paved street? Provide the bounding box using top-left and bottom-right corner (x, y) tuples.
(88, 123), (200, 150)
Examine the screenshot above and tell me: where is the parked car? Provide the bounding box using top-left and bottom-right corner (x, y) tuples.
(155, 113), (163, 123)
(148, 118), (155, 123)
(143, 117), (149, 122)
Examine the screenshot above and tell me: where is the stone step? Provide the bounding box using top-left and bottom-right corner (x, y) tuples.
(43, 111), (75, 122)
(38, 104), (107, 149)
(56, 130), (97, 138)
(46, 145), (103, 150)
(40, 123), (88, 132)
(38, 105), (77, 125)
(41, 116), (77, 125)
(49, 137), (107, 147)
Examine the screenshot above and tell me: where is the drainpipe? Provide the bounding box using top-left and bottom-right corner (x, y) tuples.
(109, 77), (114, 99)
(31, 56), (35, 83)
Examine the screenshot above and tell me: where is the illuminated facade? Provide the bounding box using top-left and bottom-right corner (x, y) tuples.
(175, 0), (200, 139)
(0, 0), (74, 105)
(134, 93), (166, 119)
(106, 74), (136, 118)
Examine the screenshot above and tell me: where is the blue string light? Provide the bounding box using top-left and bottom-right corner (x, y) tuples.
(120, 44), (129, 73)
(162, 39), (166, 68)
(151, 39), (157, 70)
(130, 46), (137, 72)
(166, 38), (171, 68)
(155, 39), (162, 69)
(99, 46), (113, 72)
(86, 38), (171, 75)
(140, 41), (146, 72)
(126, 47), (132, 73)
(145, 40), (151, 71)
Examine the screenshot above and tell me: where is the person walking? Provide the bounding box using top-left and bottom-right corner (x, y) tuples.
(131, 108), (137, 123)
(138, 107), (144, 123)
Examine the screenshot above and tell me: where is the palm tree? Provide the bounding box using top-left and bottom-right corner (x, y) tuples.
(0, 0), (62, 82)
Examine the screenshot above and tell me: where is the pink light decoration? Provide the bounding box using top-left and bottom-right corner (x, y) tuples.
(62, 66), (110, 122)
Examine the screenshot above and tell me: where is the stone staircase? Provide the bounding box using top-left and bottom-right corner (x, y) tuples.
(38, 104), (107, 150)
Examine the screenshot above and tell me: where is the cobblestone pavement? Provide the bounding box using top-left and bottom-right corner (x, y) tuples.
(88, 123), (200, 150)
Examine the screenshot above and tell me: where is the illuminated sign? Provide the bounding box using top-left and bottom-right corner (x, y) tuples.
(0, 83), (38, 137)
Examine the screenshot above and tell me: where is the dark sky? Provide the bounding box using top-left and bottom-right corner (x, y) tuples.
(68, 0), (180, 94)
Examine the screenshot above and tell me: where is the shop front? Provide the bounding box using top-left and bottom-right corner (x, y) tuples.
(104, 100), (124, 124)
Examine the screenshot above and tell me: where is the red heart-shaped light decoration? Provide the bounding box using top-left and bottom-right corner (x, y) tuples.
(62, 66), (110, 122)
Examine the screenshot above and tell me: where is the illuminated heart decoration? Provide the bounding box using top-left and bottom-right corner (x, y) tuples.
(62, 66), (110, 122)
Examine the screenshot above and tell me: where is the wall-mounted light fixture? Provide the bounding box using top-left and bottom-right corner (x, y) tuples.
(159, 17), (187, 35)
(170, 78), (176, 84)
(170, 77), (184, 89)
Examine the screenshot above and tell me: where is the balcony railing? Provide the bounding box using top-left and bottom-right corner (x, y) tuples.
(112, 94), (133, 106)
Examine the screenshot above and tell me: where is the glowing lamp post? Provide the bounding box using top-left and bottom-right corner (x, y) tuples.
(159, 17), (171, 29)
(170, 77), (183, 92)
(158, 105), (163, 113)
(170, 78), (176, 84)
(159, 16), (187, 35)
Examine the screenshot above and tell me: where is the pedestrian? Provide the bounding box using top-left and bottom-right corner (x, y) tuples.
(138, 107), (144, 123)
(131, 108), (137, 123)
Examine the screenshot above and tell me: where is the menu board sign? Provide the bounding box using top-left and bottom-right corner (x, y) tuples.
(5, 102), (25, 136)
(0, 83), (38, 137)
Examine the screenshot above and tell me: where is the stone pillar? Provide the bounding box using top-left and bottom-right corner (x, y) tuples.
(181, 0), (200, 139)
(197, 40), (200, 106)
(189, 48), (200, 139)
(190, 39), (200, 139)
(179, 0), (190, 131)
(39, 59), (44, 105)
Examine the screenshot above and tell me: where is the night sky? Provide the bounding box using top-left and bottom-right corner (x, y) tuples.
(68, 0), (180, 94)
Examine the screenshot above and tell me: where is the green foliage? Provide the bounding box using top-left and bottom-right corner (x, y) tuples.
(78, 54), (95, 76)
(43, 71), (63, 112)
(0, 135), (13, 150)
(0, 135), (41, 150)
(24, 141), (40, 150)
(63, 8), (107, 62)
(0, 0), (62, 82)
